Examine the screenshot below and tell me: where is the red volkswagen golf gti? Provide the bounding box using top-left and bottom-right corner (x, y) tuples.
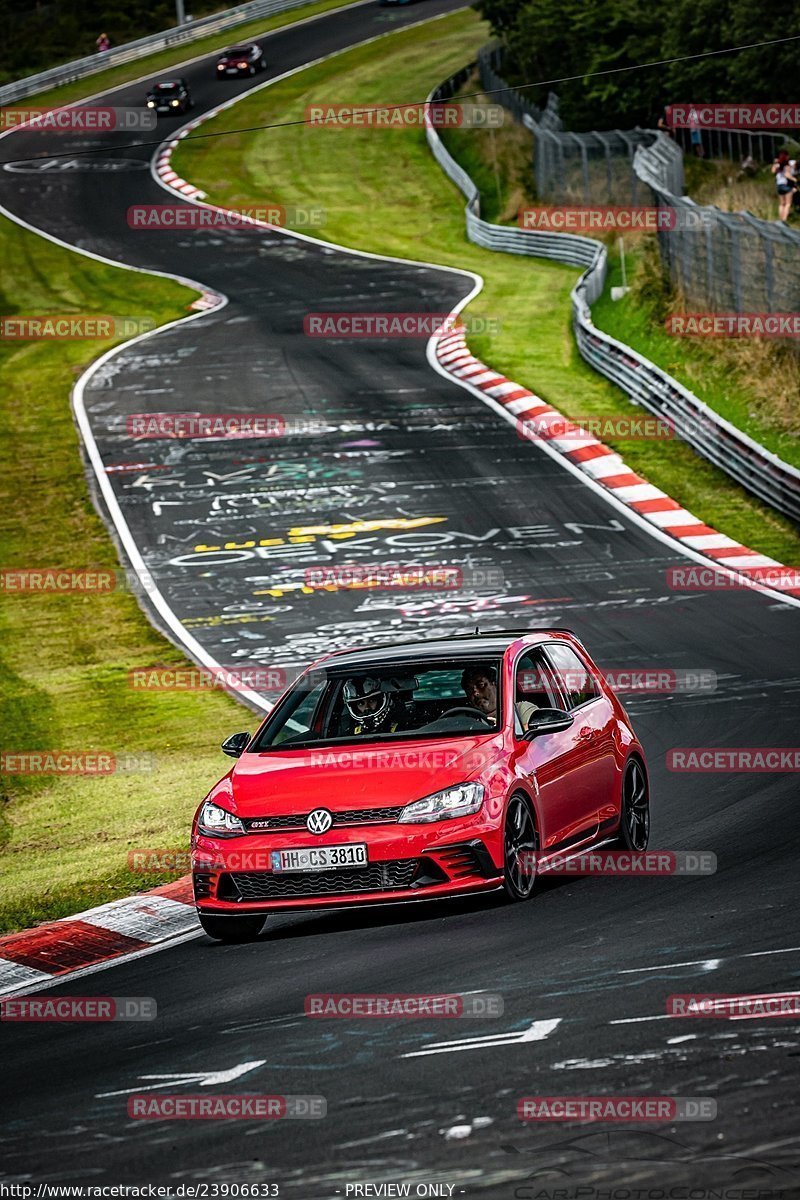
(192, 630), (649, 941)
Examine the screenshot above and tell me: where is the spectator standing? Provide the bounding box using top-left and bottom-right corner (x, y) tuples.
(96, 32), (111, 53)
(771, 151), (797, 221)
(790, 159), (800, 215)
(688, 107), (704, 158)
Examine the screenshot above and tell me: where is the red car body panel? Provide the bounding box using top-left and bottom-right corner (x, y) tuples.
(192, 631), (646, 916)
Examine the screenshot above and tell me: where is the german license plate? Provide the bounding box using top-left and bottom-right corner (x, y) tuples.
(271, 844), (368, 872)
(225, 67), (238, 73)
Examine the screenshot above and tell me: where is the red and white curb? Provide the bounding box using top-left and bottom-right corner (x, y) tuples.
(0, 878), (196, 997)
(153, 129), (228, 313)
(155, 129), (207, 200)
(435, 327), (800, 596)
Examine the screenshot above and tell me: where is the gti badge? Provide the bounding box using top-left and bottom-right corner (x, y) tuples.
(307, 808), (333, 834)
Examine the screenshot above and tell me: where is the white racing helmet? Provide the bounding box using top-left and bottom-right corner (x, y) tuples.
(343, 676), (392, 731)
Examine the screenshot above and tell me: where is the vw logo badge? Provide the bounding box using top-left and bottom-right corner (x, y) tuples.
(306, 808), (333, 835)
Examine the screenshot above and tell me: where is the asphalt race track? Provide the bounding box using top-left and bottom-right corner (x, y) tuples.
(1, 2), (799, 1193)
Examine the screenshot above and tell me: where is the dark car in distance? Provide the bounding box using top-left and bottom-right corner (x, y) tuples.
(216, 44), (266, 77)
(145, 78), (193, 116)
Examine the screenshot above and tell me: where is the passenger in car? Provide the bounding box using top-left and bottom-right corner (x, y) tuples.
(460, 663), (538, 728)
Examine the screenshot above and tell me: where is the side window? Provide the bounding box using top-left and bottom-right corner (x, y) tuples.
(515, 651), (561, 709)
(261, 680), (327, 746)
(545, 644), (600, 709)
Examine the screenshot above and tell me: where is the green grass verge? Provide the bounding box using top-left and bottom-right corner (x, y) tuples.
(23, 0), (361, 111)
(0, 218), (253, 934)
(593, 244), (800, 471)
(172, 10), (800, 565)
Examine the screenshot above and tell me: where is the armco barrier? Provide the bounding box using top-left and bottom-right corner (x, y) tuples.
(0, 0), (330, 104)
(426, 72), (800, 524)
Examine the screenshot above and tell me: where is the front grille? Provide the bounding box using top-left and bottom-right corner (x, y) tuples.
(243, 806), (403, 832)
(221, 859), (418, 900)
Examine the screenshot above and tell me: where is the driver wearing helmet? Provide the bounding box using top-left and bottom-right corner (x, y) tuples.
(343, 676), (406, 736)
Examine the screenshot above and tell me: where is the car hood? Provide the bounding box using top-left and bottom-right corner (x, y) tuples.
(226, 733), (501, 817)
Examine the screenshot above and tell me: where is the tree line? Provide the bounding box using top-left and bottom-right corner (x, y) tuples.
(0, 0), (219, 84)
(474, 0), (798, 131)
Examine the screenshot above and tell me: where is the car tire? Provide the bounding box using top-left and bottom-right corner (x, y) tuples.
(249, 65), (256, 76)
(198, 913), (265, 942)
(502, 793), (538, 901)
(616, 756), (650, 851)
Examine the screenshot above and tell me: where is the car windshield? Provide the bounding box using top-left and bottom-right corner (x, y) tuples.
(226, 47), (252, 55)
(250, 657), (503, 750)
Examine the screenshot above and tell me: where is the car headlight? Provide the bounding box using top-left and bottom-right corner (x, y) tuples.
(170, 99), (180, 106)
(146, 100), (155, 107)
(198, 800), (246, 837)
(398, 782), (484, 824)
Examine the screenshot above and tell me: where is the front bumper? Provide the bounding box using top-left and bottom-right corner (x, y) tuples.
(194, 819), (503, 914)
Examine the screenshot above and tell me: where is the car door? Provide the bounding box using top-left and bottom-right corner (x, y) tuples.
(509, 648), (598, 851)
(543, 642), (618, 835)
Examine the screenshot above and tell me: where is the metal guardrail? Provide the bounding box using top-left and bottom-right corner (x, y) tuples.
(430, 68), (605, 276)
(0, 0), (318, 104)
(426, 71), (800, 525)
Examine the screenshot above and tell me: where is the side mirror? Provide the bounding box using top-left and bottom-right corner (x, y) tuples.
(221, 731), (251, 758)
(522, 708), (574, 739)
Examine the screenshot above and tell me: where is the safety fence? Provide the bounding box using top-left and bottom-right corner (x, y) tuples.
(670, 125), (790, 164)
(478, 46), (669, 205)
(634, 138), (800, 313)
(426, 69), (800, 524)
(478, 45), (800, 318)
(0, 0), (325, 104)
